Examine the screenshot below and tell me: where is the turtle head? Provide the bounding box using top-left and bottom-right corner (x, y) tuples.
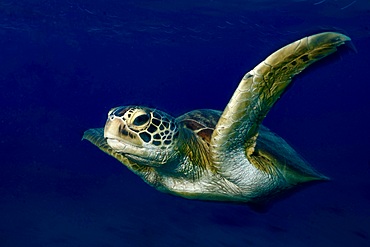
(104, 106), (179, 166)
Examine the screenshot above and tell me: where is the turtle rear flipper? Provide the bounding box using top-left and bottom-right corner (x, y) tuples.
(210, 32), (350, 181)
(255, 126), (329, 184)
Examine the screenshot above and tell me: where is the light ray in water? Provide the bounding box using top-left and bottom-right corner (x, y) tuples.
(313, 0), (326, 5)
(341, 0), (357, 10)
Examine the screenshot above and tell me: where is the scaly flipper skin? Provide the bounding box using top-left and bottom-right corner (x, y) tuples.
(210, 32), (350, 181)
(83, 32), (350, 204)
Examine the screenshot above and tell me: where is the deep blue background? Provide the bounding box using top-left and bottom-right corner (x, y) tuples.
(1, 0), (370, 246)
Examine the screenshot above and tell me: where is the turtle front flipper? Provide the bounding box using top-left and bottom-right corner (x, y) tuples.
(210, 32), (350, 177)
(83, 128), (119, 158)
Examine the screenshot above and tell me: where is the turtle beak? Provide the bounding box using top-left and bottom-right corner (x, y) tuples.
(104, 116), (125, 138)
(104, 113), (144, 147)
(104, 118), (129, 152)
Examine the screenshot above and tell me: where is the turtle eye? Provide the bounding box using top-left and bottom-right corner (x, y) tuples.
(133, 113), (150, 126)
(127, 109), (151, 131)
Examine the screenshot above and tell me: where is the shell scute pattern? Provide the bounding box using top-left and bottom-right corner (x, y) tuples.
(177, 109), (221, 144)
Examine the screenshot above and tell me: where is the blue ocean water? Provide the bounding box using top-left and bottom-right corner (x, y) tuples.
(1, 0), (370, 246)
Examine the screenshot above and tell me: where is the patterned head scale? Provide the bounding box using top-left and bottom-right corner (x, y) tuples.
(105, 106), (179, 149)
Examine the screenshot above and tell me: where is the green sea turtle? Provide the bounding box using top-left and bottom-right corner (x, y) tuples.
(83, 32), (350, 204)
